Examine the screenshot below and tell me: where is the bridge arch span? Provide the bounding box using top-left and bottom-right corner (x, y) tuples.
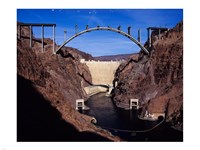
(55, 27), (149, 55)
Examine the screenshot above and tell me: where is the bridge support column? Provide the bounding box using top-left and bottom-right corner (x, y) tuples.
(18, 25), (21, 39)
(30, 25), (32, 48)
(64, 29), (67, 41)
(118, 26), (121, 30)
(138, 29), (141, 42)
(41, 25), (44, 52)
(53, 25), (55, 54)
(75, 24), (78, 34)
(148, 28), (151, 48)
(128, 26), (131, 35)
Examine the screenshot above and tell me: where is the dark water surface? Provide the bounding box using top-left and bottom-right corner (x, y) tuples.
(81, 93), (183, 141)
(17, 75), (182, 141)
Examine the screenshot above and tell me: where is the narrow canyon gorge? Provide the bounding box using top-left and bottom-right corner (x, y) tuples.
(17, 21), (183, 141)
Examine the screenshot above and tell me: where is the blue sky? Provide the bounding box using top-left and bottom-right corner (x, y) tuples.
(17, 9), (183, 56)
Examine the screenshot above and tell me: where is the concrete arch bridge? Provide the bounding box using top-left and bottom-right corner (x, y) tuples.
(56, 26), (149, 55)
(55, 25), (150, 97)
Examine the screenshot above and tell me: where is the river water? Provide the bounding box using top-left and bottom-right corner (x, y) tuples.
(81, 92), (183, 141)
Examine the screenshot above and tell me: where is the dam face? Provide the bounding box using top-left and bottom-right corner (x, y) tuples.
(80, 59), (122, 86)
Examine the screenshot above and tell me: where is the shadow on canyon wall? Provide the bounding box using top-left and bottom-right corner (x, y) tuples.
(17, 74), (110, 142)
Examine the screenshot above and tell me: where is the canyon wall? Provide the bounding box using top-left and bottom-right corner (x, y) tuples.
(17, 23), (121, 141)
(113, 21), (183, 130)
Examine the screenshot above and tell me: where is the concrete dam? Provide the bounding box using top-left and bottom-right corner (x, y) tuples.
(80, 59), (123, 96)
(81, 59), (122, 86)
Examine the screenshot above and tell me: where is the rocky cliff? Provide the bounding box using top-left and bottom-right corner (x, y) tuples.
(113, 21), (183, 131)
(17, 23), (121, 141)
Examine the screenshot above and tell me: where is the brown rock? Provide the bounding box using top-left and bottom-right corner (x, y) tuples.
(113, 21), (183, 131)
(17, 23), (121, 141)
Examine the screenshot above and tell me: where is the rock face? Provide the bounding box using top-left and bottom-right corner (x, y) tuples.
(113, 21), (183, 131)
(17, 26), (92, 106)
(17, 23), (121, 141)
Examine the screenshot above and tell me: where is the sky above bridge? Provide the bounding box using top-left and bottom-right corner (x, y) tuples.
(17, 9), (183, 56)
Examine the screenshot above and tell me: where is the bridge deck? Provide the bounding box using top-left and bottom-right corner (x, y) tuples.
(147, 27), (169, 31)
(17, 23), (56, 27)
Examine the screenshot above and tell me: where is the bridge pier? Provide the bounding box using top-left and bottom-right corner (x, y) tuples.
(18, 23), (56, 53)
(147, 28), (151, 48)
(128, 26), (131, 35)
(41, 25), (44, 52)
(18, 25), (21, 39)
(147, 27), (169, 47)
(75, 24), (78, 34)
(138, 29), (141, 43)
(30, 25), (32, 48)
(53, 25), (55, 54)
(64, 29), (67, 41)
(158, 29), (161, 39)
